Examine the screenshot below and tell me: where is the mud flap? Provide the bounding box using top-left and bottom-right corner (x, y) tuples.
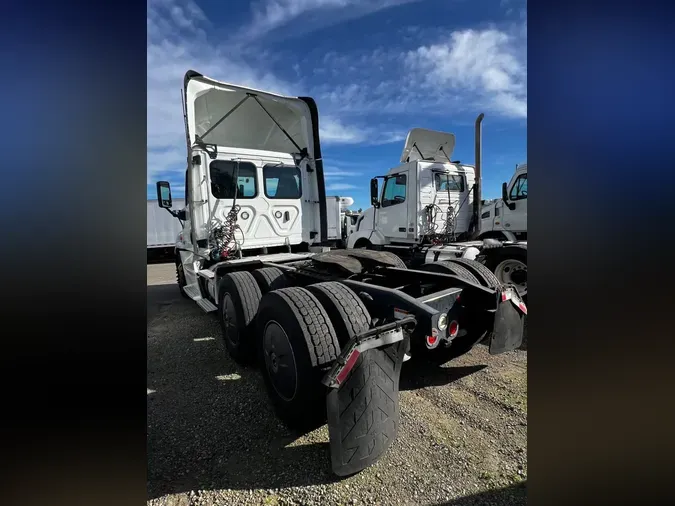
(489, 289), (526, 355)
(326, 340), (407, 476)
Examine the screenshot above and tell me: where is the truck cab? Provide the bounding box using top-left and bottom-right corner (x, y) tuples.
(157, 71), (339, 291)
(481, 163), (527, 241)
(348, 128), (477, 249)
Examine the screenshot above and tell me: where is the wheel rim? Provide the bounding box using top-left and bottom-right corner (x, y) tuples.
(262, 320), (298, 402)
(221, 294), (239, 345)
(494, 259), (527, 295)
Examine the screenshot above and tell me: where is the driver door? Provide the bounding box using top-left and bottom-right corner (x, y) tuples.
(503, 171), (527, 233)
(377, 172), (409, 240)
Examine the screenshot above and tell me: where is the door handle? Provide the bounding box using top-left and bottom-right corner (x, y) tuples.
(284, 211), (290, 222)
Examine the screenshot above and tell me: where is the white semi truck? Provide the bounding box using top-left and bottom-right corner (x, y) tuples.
(154, 70), (527, 477)
(481, 162), (527, 241)
(347, 120), (527, 297)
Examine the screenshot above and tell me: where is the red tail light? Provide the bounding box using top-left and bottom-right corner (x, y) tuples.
(448, 320), (459, 338)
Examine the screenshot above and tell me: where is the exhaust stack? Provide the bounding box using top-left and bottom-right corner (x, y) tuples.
(471, 113), (485, 239)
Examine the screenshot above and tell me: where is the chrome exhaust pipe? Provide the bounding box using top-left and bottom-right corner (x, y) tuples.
(471, 113), (485, 239)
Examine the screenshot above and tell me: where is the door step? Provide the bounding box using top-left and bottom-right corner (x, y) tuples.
(184, 283), (218, 313)
(196, 298), (218, 313)
(183, 283), (201, 300)
(197, 269), (215, 279)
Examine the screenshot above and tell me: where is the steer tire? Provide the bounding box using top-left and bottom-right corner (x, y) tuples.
(256, 287), (341, 430)
(176, 261), (190, 298)
(251, 267), (290, 294)
(306, 282), (371, 346)
(218, 271), (262, 365)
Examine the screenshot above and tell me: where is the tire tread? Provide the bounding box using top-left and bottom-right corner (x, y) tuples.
(448, 257), (502, 289)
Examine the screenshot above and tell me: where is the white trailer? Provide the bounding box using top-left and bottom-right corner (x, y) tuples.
(147, 198), (185, 249)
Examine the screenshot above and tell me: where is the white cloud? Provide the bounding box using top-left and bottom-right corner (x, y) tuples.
(147, 0), (399, 189)
(308, 24), (526, 120)
(240, 0), (420, 40)
(324, 168), (362, 179)
(147, 0), (526, 196)
(404, 27), (527, 118)
(326, 183), (358, 191)
(147, 146), (186, 184)
(320, 117), (366, 144)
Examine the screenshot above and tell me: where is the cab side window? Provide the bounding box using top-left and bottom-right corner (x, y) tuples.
(381, 174), (407, 208)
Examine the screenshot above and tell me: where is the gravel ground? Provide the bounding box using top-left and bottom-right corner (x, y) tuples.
(147, 263), (527, 506)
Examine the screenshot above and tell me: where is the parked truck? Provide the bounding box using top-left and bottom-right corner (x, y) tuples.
(347, 123), (527, 298)
(481, 162), (527, 241)
(154, 70), (527, 477)
(341, 209), (361, 247)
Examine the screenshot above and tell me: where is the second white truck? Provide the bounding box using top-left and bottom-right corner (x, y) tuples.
(347, 117), (528, 297)
(481, 162), (527, 241)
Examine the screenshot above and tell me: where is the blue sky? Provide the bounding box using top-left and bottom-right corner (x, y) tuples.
(148, 0), (527, 210)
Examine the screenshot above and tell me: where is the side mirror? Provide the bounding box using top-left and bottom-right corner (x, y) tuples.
(156, 181), (172, 209)
(370, 178), (379, 206)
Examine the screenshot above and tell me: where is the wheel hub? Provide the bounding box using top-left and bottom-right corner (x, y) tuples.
(494, 259), (527, 295)
(262, 321), (298, 401)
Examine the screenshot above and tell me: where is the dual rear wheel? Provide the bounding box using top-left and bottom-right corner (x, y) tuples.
(216, 269), (373, 430)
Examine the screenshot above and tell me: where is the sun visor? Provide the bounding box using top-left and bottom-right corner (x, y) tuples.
(184, 72), (316, 157)
(400, 128), (456, 163)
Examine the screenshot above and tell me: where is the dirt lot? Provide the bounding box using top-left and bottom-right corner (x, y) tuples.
(147, 263), (527, 506)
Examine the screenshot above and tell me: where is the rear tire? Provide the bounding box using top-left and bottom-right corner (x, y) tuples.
(376, 251), (407, 269)
(306, 282), (371, 346)
(217, 271), (262, 365)
(251, 267), (290, 294)
(448, 257), (502, 289)
(256, 287), (341, 430)
(418, 261), (480, 284)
